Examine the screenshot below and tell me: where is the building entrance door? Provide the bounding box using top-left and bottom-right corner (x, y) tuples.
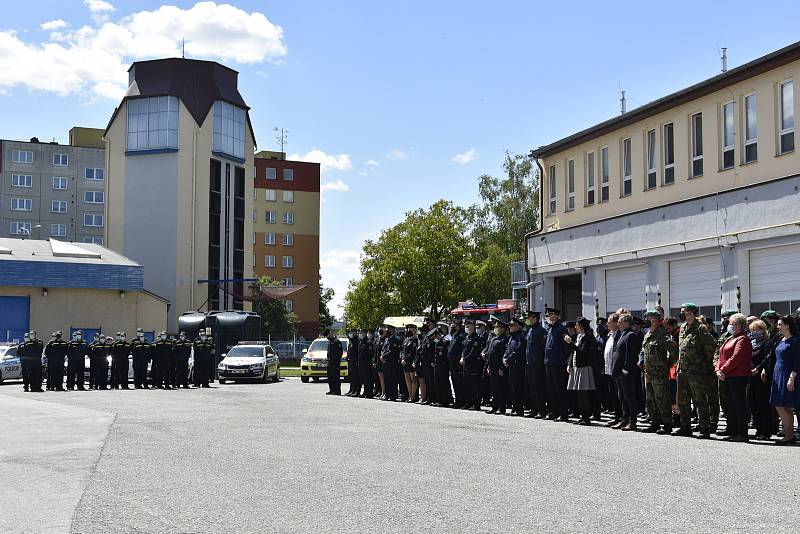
(554, 275), (582, 321)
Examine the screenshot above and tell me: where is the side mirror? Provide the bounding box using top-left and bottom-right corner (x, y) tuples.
(302, 348), (308, 354)
(221, 352), (227, 359)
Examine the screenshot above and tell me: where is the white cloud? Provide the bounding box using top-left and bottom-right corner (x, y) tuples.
(364, 159), (380, 167)
(320, 249), (362, 317)
(40, 20), (69, 30)
(0, 1), (287, 100)
(288, 149), (352, 175)
(452, 147), (477, 165)
(386, 148), (408, 160)
(321, 179), (349, 193)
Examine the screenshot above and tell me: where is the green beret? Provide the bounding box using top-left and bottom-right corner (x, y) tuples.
(721, 309), (739, 318)
(760, 310), (778, 320)
(680, 303), (699, 313)
(644, 310), (662, 319)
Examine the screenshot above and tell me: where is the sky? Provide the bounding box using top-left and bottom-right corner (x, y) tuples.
(1, 0), (797, 317)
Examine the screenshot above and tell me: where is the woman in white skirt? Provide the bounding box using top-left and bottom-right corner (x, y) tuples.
(565, 317), (598, 425)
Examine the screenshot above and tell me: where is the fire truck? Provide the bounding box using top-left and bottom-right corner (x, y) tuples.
(449, 299), (516, 324)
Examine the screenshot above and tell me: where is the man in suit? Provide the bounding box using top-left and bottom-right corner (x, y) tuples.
(610, 314), (642, 431)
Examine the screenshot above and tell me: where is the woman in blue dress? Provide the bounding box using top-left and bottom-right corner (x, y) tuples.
(770, 314), (800, 445)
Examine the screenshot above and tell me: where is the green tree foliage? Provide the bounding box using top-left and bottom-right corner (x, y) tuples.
(318, 274), (335, 331)
(253, 276), (298, 335)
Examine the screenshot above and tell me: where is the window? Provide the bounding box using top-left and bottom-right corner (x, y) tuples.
(85, 168), (104, 180)
(283, 233), (294, 246)
(779, 80), (794, 154)
(252, 232), (256, 244)
(283, 212), (294, 224)
(10, 222), (31, 235)
(282, 255), (294, 268)
(264, 255), (276, 268)
(282, 277), (293, 286)
(548, 165), (556, 214)
(283, 190), (294, 203)
(744, 93), (758, 163)
(283, 168), (294, 181)
(566, 159), (575, 211)
(11, 150), (33, 163)
(266, 167), (277, 180)
(265, 189), (276, 201)
(51, 223), (66, 237)
(82, 237), (104, 245)
(52, 153), (69, 166)
(585, 152), (595, 205)
(84, 191), (104, 204)
(265, 211), (276, 224)
(11, 198), (32, 211)
(83, 214), (104, 227)
(622, 138), (632, 196)
(212, 100), (246, 160)
(265, 232), (276, 245)
(646, 129), (657, 190)
(600, 146), (609, 202)
(663, 123), (675, 185)
(282, 299), (294, 312)
(52, 176), (68, 190)
(12, 174), (32, 188)
(722, 101), (735, 169)
(252, 254), (256, 267)
(51, 200), (68, 213)
(691, 113), (704, 177)
(127, 95), (179, 151)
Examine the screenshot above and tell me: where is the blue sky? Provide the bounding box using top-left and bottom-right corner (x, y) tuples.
(1, 1), (797, 316)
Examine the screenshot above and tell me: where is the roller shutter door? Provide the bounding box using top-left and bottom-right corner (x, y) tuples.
(669, 255), (720, 309)
(605, 265), (647, 315)
(0, 296), (30, 343)
(750, 243), (800, 315)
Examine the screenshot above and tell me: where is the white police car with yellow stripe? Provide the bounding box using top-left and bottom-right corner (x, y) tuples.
(217, 342), (280, 384)
(0, 344), (22, 382)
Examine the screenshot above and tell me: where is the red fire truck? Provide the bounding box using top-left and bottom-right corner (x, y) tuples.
(450, 299), (516, 324)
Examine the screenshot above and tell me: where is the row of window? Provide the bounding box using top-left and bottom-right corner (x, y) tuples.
(259, 255), (295, 268)
(9, 218), (104, 235)
(262, 211), (295, 224)
(259, 232), (294, 246)
(548, 79), (795, 214)
(10, 150), (105, 171)
(264, 167), (294, 181)
(9, 193), (104, 211)
(258, 189), (295, 202)
(10, 169), (104, 188)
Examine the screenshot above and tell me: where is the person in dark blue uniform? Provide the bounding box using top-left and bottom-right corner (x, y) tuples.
(325, 329), (343, 395)
(544, 308), (569, 421)
(401, 324), (419, 402)
(173, 332), (193, 388)
(131, 329), (153, 389)
(21, 331), (44, 392)
(418, 319), (437, 405)
(18, 333), (30, 392)
(192, 330), (214, 388)
(433, 322), (451, 406)
(447, 317), (467, 408)
(110, 332), (131, 390)
(345, 329), (360, 396)
(460, 318), (484, 410)
(374, 328), (386, 399)
(525, 311), (548, 418)
(480, 319), (494, 406)
(381, 325), (402, 401)
(486, 318), (510, 414)
(66, 331), (88, 391)
(153, 332), (174, 389)
(504, 317), (528, 416)
(45, 331), (69, 391)
(357, 329), (374, 398)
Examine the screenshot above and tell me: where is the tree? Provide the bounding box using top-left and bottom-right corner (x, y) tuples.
(253, 276), (298, 335)
(318, 274), (335, 332)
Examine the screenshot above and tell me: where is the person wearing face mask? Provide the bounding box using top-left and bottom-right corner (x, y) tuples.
(486, 318), (511, 415)
(543, 308), (569, 421)
(18, 332), (30, 392)
(524, 311), (548, 418)
(21, 330), (44, 392)
(153, 331), (174, 389)
(447, 316), (467, 409)
(400, 324), (419, 402)
(748, 319), (774, 440)
(66, 330), (88, 391)
(639, 311), (677, 434)
(673, 303), (718, 438)
(130, 329), (153, 389)
(503, 317), (528, 417)
(460, 318), (483, 410)
(374, 328), (386, 399)
(173, 331), (192, 389)
(192, 329), (214, 388)
(433, 322), (452, 407)
(45, 331), (69, 391)
(418, 319), (437, 405)
(356, 329), (374, 398)
(715, 313), (753, 442)
(713, 309), (739, 436)
(345, 329), (361, 396)
(325, 328), (344, 395)
(90, 335), (110, 390)
(110, 332), (131, 390)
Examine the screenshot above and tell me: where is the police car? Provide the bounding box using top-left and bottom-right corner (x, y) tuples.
(216, 342), (280, 383)
(0, 344), (22, 382)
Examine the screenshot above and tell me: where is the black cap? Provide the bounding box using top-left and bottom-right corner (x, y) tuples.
(565, 321), (576, 328)
(545, 307), (561, 316)
(405, 324), (418, 329)
(490, 315), (508, 328)
(423, 317), (436, 324)
(511, 317), (526, 327)
(526, 310), (541, 318)
(596, 317), (608, 324)
(464, 318), (476, 325)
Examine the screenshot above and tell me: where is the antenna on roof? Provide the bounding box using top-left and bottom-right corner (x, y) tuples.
(720, 47), (728, 73)
(620, 90), (627, 115)
(181, 37), (185, 59)
(273, 127), (288, 153)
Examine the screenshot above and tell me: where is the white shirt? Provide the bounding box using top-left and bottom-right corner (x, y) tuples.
(603, 333), (616, 375)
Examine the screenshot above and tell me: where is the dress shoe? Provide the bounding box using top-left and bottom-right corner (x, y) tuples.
(621, 423), (637, 432)
(774, 436), (797, 446)
(641, 425), (659, 433)
(657, 426), (672, 435)
(696, 430), (711, 439)
(611, 421), (626, 429)
(605, 419), (620, 427)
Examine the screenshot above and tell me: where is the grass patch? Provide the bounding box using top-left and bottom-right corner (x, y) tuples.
(280, 367), (301, 377)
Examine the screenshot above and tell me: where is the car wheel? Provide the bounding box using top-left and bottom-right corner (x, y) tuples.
(312, 376), (320, 382)
(0, 370), (3, 383)
(301, 375), (309, 383)
(261, 368), (269, 384)
(272, 366), (280, 382)
(219, 378), (226, 384)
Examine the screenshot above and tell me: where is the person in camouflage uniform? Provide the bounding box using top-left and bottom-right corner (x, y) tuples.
(673, 303), (718, 439)
(641, 310), (678, 434)
(713, 309), (739, 434)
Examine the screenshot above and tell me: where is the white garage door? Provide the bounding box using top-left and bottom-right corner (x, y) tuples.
(669, 255), (721, 309)
(750, 243), (800, 314)
(605, 265), (647, 314)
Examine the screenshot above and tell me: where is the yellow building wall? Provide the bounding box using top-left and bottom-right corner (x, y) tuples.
(253, 190), (320, 236)
(104, 101), (128, 251)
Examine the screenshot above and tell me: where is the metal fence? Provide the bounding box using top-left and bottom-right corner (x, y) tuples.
(262, 334), (311, 364)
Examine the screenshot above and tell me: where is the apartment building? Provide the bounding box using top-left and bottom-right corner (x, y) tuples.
(104, 58), (256, 330)
(526, 41), (800, 322)
(0, 128), (106, 244)
(253, 151), (320, 338)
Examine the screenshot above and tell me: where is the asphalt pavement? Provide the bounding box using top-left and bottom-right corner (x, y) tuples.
(1, 378), (798, 533)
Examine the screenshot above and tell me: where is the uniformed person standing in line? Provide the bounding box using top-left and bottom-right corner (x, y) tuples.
(110, 332), (131, 390)
(22, 331), (45, 392)
(345, 329), (361, 396)
(525, 311), (548, 418)
(357, 329), (374, 398)
(174, 331), (192, 389)
(86, 332), (100, 389)
(18, 332), (30, 392)
(419, 319), (437, 405)
(153, 332), (174, 389)
(45, 331), (69, 391)
(325, 329), (343, 395)
(130, 329), (153, 389)
(447, 317), (467, 408)
(640, 310), (677, 434)
(504, 317), (528, 416)
(381, 325), (402, 401)
(192, 329), (214, 388)
(374, 328), (386, 399)
(713, 309), (738, 435)
(433, 322), (452, 407)
(673, 303), (718, 438)
(401, 324), (419, 402)
(460, 318), (484, 410)
(96, 336), (113, 390)
(486, 319), (510, 414)
(480, 319), (495, 406)
(66, 330), (88, 391)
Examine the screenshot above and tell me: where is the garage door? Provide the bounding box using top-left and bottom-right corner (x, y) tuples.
(669, 255), (720, 312)
(605, 265), (647, 315)
(0, 296), (30, 343)
(750, 243), (800, 316)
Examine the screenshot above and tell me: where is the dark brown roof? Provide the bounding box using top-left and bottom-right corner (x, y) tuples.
(531, 40), (800, 158)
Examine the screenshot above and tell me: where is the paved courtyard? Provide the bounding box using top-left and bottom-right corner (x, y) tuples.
(1, 378), (798, 533)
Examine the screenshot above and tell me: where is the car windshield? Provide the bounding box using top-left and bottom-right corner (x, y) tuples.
(226, 346), (264, 358)
(1, 347), (17, 359)
(308, 339), (348, 352)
